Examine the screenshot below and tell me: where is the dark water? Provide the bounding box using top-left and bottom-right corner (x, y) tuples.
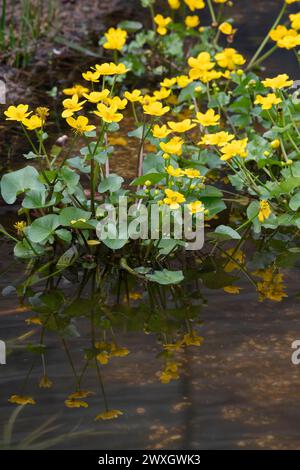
(1, 0), (300, 450)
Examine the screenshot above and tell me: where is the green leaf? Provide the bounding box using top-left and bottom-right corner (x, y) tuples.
(27, 214), (60, 243)
(214, 225), (241, 240)
(14, 239), (44, 259)
(58, 207), (91, 226)
(131, 172), (166, 186)
(98, 174), (124, 193)
(289, 192), (300, 211)
(146, 269), (184, 285)
(56, 246), (78, 269)
(0, 166), (45, 204)
(117, 20), (143, 32)
(22, 190), (56, 209)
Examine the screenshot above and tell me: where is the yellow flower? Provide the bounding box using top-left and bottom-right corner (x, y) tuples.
(83, 90), (110, 103)
(185, 15), (200, 28)
(95, 409), (123, 420)
(262, 74), (293, 90)
(153, 87), (171, 100)
(286, 0), (300, 4)
(269, 25), (290, 41)
(103, 27), (127, 51)
(219, 22), (236, 35)
(62, 94), (86, 118)
(183, 332), (203, 346)
(152, 124), (171, 139)
(64, 399), (88, 408)
(129, 292), (142, 300)
(154, 14), (172, 35)
(39, 375), (53, 388)
(160, 136), (183, 155)
(111, 345), (130, 357)
(198, 131), (234, 147)
(166, 165), (185, 177)
(63, 84), (89, 96)
(107, 96), (128, 110)
(95, 62), (128, 75)
(258, 200), (271, 223)
(188, 52), (215, 80)
(143, 101), (170, 116)
(187, 200), (205, 214)
(168, 0), (180, 9)
(35, 107), (49, 122)
(184, 168), (201, 178)
(68, 390), (95, 399)
(82, 70), (100, 82)
(254, 93), (282, 110)
(159, 362), (180, 383)
(270, 139), (280, 149)
(222, 248), (245, 272)
(25, 317), (42, 325)
(215, 48), (245, 70)
(97, 351), (110, 364)
(167, 119), (196, 133)
(184, 0), (205, 12)
(278, 34), (300, 49)
(14, 221), (26, 234)
(94, 103), (124, 123)
(220, 138), (248, 161)
(290, 13), (300, 30)
(176, 75), (193, 88)
(67, 116), (96, 134)
(160, 77), (177, 88)
(9, 395), (36, 405)
(163, 188), (186, 209)
(193, 108), (220, 127)
(4, 104), (31, 122)
(23, 115), (43, 130)
(124, 89), (143, 102)
(223, 285), (241, 294)
(254, 268), (287, 302)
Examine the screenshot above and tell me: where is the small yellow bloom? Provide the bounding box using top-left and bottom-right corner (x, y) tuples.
(160, 77), (177, 88)
(94, 103), (124, 123)
(270, 139), (280, 149)
(87, 239), (101, 246)
(262, 74), (294, 90)
(68, 390), (95, 399)
(103, 27), (127, 51)
(223, 285), (241, 294)
(184, 0), (205, 12)
(64, 399), (89, 408)
(67, 116), (96, 134)
(97, 351), (110, 364)
(185, 15), (200, 28)
(14, 221), (26, 234)
(35, 107), (49, 122)
(166, 165), (185, 177)
(193, 108), (220, 127)
(154, 14), (172, 35)
(254, 93), (282, 110)
(143, 101), (170, 116)
(290, 12), (300, 30)
(220, 138), (248, 161)
(168, 0), (180, 9)
(258, 200), (271, 223)
(219, 22), (236, 35)
(163, 188), (186, 209)
(215, 48), (245, 70)
(176, 75), (193, 88)
(184, 168), (201, 178)
(62, 94), (86, 118)
(83, 90), (110, 103)
(167, 118), (196, 133)
(4, 104), (31, 122)
(187, 200), (205, 214)
(198, 131), (234, 147)
(183, 332), (203, 346)
(160, 136), (183, 156)
(95, 409), (123, 420)
(107, 96), (128, 110)
(95, 62), (128, 76)
(25, 317), (42, 325)
(63, 84), (89, 97)
(152, 124), (171, 139)
(124, 89), (143, 103)
(153, 87), (171, 100)
(82, 70), (100, 82)
(9, 395), (36, 405)
(23, 115), (43, 130)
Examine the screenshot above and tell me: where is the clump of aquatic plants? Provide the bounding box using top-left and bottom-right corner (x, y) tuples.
(1, 0), (300, 419)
